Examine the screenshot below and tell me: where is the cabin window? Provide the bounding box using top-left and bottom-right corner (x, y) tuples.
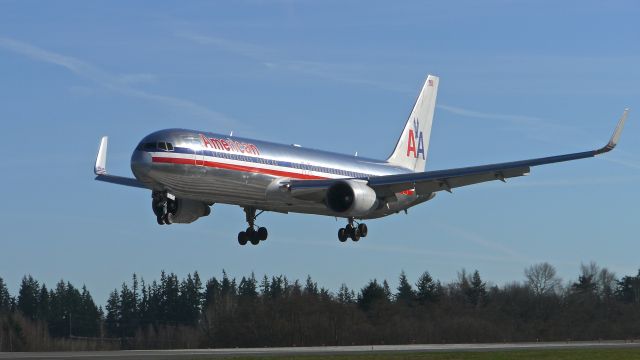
(158, 142), (168, 151)
(166, 143), (174, 151)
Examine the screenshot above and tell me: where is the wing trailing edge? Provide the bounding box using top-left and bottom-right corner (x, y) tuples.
(288, 108), (630, 198)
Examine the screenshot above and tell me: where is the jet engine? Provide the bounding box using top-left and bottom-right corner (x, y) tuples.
(325, 180), (378, 217)
(166, 198), (211, 224)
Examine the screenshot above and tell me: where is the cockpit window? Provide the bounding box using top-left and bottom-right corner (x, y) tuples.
(143, 142), (156, 151)
(158, 142), (168, 151)
(166, 143), (174, 151)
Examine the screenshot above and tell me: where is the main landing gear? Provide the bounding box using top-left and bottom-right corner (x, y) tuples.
(152, 191), (175, 225)
(338, 218), (368, 242)
(238, 207), (268, 246)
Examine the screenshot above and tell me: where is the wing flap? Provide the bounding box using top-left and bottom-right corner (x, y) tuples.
(416, 166), (530, 194)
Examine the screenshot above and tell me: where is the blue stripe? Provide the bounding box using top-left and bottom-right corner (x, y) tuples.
(151, 147), (374, 178)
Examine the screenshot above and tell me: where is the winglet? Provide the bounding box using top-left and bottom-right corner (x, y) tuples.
(94, 136), (108, 175)
(596, 108), (629, 155)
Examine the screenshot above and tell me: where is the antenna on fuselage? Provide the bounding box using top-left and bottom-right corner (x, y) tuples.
(229, 131), (233, 137)
(355, 151), (358, 157)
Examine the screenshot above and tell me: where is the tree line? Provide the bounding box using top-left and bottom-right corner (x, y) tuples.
(2, 262), (640, 351)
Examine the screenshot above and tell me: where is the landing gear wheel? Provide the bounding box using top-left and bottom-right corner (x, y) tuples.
(257, 227), (268, 241)
(358, 223), (368, 237)
(152, 201), (163, 217)
(338, 228), (348, 242)
(350, 228), (361, 242)
(152, 191), (175, 225)
(163, 213), (173, 225)
(239, 207), (270, 246)
(244, 228), (258, 245)
(238, 232), (248, 245)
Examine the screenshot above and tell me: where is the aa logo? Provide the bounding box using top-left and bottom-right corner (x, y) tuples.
(406, 117), (425, 159)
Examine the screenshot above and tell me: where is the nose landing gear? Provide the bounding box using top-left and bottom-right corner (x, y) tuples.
(238, 207), (268, 246)
(338, 218), (368, 242)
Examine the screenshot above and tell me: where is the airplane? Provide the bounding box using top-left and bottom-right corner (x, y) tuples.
(94, 75), (629, 245)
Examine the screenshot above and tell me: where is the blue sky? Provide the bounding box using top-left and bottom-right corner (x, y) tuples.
(1, 1), (639, 304)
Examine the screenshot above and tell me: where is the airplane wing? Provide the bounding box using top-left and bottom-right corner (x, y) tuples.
(94, 136), (147, 189)
(288, 109), (629, 199)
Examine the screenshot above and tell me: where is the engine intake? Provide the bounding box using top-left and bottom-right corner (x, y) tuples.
(326, 180), (378, 217)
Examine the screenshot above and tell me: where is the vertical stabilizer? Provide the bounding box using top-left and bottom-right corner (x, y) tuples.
(386, 74), (439, 172)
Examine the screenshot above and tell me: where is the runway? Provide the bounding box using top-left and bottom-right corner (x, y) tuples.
(2, 341), (640, 359)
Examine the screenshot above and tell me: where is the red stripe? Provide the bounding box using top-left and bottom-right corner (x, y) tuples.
(152, 156), (328, 180)
(153, 157), (193, 165)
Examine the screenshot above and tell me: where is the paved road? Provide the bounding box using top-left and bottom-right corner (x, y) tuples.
(2, 341), (640, 359)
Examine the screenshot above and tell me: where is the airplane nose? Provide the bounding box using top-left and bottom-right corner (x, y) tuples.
(130, 150), (152, 179)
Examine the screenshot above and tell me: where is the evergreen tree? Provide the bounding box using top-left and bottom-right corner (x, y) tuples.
(144, 280), (161, 325)
(382, 280), (392, 301)
(304, 275), (319, 296)
(616, 269), (640, 303)
(396, 271), (415, 305)
(415, 271), (440, 304)
(139, 278), (149, 324)
(164, 272), (181, 323)
(158, 270), (168, 320)
(220, 271), (237, 298)
(132, 274), (140, 312)
(282, 276), (291, 297)
(65, 282), (83, 336)
(0, 277), (12, 313)
(358, 280), (388, 311)
(259, 275), (270, 298)
(319, 287), (332, 301)
(36, 284), (50, 321)
(269, 276), (284, 299)
(238, 273), (258, 300)
(77, 285), (101, 337)
(467, 270), (486, 306)
(290, 279), (302, 297)
(337, 283), (355, 304)
(179, 272), (203, 325)
(105, 289), (120, 337)
(573, 273), (597, 295)
(205, 276), (221, 306)
(17, 275), (39, 319)
(47, 281), (65, 336)
(119, 281), (138, 336)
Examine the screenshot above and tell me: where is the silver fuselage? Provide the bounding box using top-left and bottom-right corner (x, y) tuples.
(131, 129), (430, 219)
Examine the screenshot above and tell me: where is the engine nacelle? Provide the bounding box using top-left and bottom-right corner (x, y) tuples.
(325, 180), (378, 217)
(169, 198), (211, 224)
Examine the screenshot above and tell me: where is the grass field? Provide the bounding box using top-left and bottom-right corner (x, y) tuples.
(220, 348), (640, 360)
